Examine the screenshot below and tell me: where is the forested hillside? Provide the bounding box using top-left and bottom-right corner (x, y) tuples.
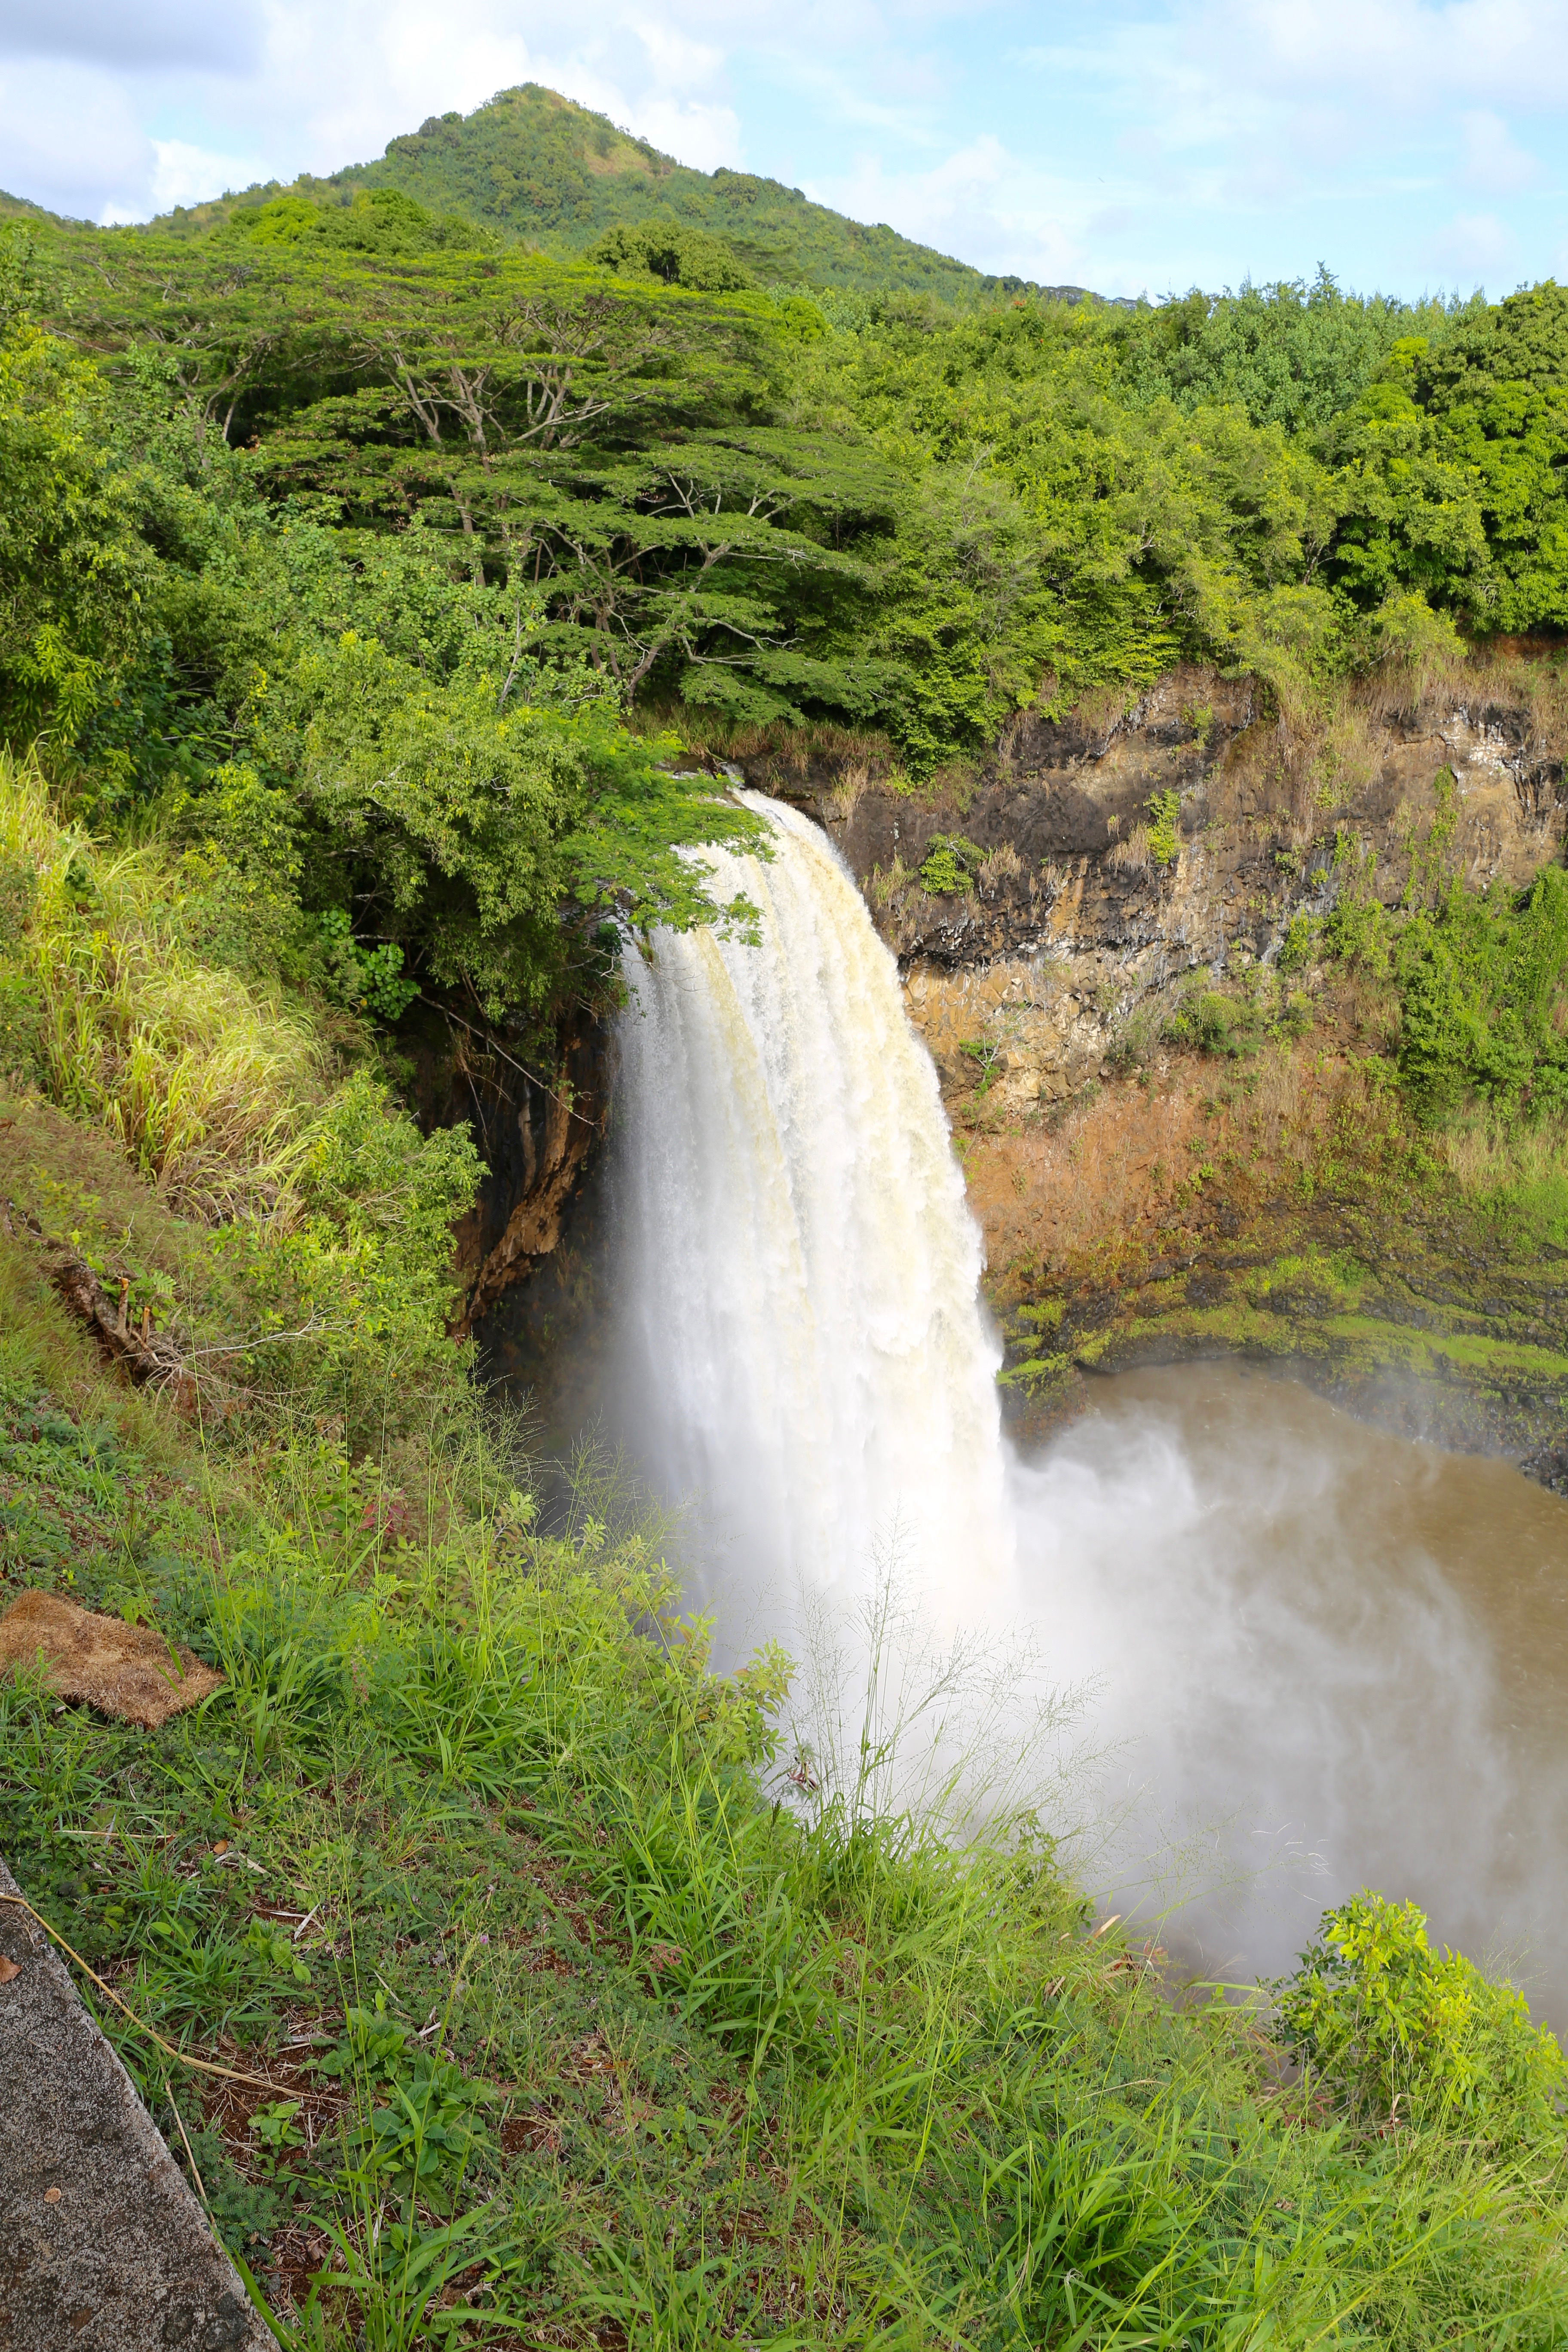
(5, 180), (1565, 1346)
(7, 192), (1567, 896)
(126, 84), (1069, 306)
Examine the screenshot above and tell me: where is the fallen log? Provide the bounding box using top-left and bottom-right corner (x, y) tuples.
(1, 1200), (200, 1413)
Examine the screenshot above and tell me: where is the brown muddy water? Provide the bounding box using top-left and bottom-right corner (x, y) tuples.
(1011, 1363), (1568, 2025)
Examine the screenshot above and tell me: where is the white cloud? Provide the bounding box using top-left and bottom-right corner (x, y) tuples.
(1421, 206), (1517, 274)
(149, 138), (272, 211)
(0, 57), (151, 215)
(1021, 5), (1568, 176)
(1175, 0), (1568, 113)
(1002, 0), (1568, 289)
(812, 134), (1145, 290)
(1457, 107), (1541, 193)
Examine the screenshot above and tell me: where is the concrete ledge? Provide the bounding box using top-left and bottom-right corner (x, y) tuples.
(0, 1854), (273, 2352)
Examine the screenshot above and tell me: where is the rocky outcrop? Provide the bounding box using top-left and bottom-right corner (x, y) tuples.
(0, 1853), (270, 2352)
(449, 662), (1567, 1493)
(734, 661), (1568, 1489)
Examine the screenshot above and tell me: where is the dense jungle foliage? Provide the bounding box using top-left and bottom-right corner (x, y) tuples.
(4, 181), (1568, 1035)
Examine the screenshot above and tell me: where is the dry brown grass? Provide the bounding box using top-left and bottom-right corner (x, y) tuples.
(1440, 1111), (1568, 1197)
(1353, 642), (1568, 764)
(1202, 649), (1568, 838)
(978, 841), (1023, 888)
(823, 763), (871, 824)
(1467, 653), (1568, 766)
(1308, 700), (1382, 811)
(0, 1589), (223, 1726)
(1359, 637), (1471, 728)
(868, 851), (913, 910)
(635, 704), (897, 780)
(956, 1034), (1377, 1280)
(923, 757), (983, 812)
(1070, 681), (1141, 747)
(1107, 824), (1152, 873)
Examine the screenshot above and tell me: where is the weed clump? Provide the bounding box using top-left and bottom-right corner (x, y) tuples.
(1145, 787), (1182, 867)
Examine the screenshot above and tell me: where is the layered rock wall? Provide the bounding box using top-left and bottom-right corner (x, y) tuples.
(738, 662), (1568, 1482)
(756, 663), (1565, 1111)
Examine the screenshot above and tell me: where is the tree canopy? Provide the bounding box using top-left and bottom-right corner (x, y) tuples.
(7, 193), (1568, 1033)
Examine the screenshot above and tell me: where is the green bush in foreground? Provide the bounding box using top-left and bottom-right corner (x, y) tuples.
(1276, 1891), (1568, 2151)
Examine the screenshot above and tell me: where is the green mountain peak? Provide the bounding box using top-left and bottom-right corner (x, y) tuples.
(133, 80), (1113, 306)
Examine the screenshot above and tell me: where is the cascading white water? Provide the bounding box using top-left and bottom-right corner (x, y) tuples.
(612, 793), (1014, 1627)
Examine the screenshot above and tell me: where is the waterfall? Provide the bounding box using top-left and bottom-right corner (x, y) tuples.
(603, 794), (1568, 2020)
(612, 793), (1014, 1631)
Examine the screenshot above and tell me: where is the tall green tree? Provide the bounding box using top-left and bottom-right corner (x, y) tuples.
(1326, 282), (1568, 631)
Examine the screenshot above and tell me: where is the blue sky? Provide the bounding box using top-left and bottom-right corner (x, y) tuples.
(3, 1), (1567, 299)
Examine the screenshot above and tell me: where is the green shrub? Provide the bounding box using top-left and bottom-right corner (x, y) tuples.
(917, 832), (986, 896)
(1278, 909), (1319, 971)
(959, 1035), (1001, 1093)
(1165, 986), (1259, 1057)
(1393, 868), (1568, 1122)
(1275, 1891), (1568, 2147)
(315, 910), (420, 1022)
(1145, 788), (1182, 868)
(1322, 830), (1392, 972)
(587, 215), (755, 291)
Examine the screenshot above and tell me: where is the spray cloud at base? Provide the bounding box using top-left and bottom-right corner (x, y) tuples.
(604, 793), (1568, 2023)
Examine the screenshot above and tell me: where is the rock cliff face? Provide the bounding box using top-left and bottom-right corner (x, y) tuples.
(736, 661), (1568, 1486)
(408, 1003), (611, 1341)
(456, 661), (1568, 1493)
(763, 662), (1565, 1112)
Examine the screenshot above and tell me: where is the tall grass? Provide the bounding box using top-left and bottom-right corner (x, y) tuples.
(0, 751), (331, 1219)
(3, 1271), (1567, 2348)
(1442, 1111), (1568, 1246)
(0, 753), (484, 1452)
